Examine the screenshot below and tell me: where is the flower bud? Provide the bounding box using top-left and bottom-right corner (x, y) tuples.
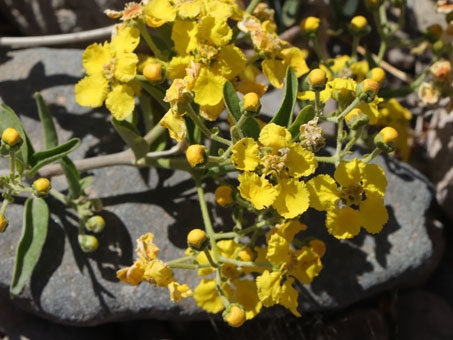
(357, 79), (379, 103)
(143, 63), (163, 82)
(300, 16), (320, 34)
(0, 215), (9, 233)
(369, 67), (386, 83)
(349, 16), (370, 35)
(299, 118), (325, 152)
(308, 68), (327, 91)
(223, 304), (246, 327)
(187, 228), (208, 250)
(309, 239), (326, 258)
(345, 108), (369, 130)
(425, 24), (443, 42)
(215, 186), (233, 207)
(374, 127), (398, 152)
(78, 235), (99, 253)
(186, 145), (207, 167)
(85, 215), (105, 233)
(243, 92), (261, 113)
(33, 178), (51, 197)
(1, 128), (23, 154)
(238, 247), (256, 262)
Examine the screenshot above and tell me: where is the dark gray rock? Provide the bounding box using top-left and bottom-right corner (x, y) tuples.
(0, 48), (441, 326)
(0, 0), (126, 35)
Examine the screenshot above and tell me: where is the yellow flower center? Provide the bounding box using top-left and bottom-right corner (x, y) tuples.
(340, 184), (364, 206)
(261, 148), (289, 176)
(103, 58), (117, 80)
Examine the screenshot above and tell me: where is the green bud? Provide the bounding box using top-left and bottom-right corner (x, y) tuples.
(85, 216), (105, 233)
(78, 235), (99, 253)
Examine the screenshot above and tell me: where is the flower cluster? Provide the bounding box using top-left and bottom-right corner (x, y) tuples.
(67, 0), (446, 328)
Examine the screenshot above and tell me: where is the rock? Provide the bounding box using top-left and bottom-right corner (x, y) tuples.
(0, 48), (440, 326)
(0, 0), (126, 36)
(407, 0), (446, 32)
(427, 109), (453, 221)
(0, 294), (115, 340)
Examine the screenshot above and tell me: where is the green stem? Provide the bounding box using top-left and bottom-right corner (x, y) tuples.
(135, 20), (162, 59)
(245, 0), (260, 14)
(185, 104), (231, 146)
(219, 256), (272, 268)
(216, 268), (230, 308)
(203, 248), (218, 268)
(362, 148), (382, 163)
(169, 263), (211, 269)
(140, 82), (169, 111)
(9, 151), (15, 181)
(166, 255), (196, 266)
(334, 119), (344, 166)
(195, 178), (221, 262)
(351, 35), (359, 63)
(144, 124), (166, 144)
(314, 91), (321, 116)
(339, 127), (363, 161)
(315, 156), (336, 163)
(0, 193), (10, 216)
(336, 97), (361, 121)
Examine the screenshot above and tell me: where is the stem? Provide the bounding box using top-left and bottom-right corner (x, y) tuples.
(362, 148), (382, 163)
(216, 268), (230, 308)
(315, 156), (336, 163)
(0, 194), (10, 216)
(166, 255), (196, 266)
(245, 0), (260, 14)
(351, 35), (359, 63)
(195, 178), (221, 262)
(185, 104), (231, 146)
(203, 249), (218, 268)
(314, 91), (321, 116)
(169, 263), (211, 269)
(219, 256), (272, 268)
(9, 151), (15, 181)
(339, 127), (363, 161)
(135, 21), (162, 59)
(334, 119), (344, 166)
(336, 97), (361, 121)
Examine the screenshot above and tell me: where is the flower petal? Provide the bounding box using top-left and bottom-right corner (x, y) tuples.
(105, 84), (135, 120)
(306, 175), (340, 211)
(75, 74), (109, 108)
(273, 178), (310, 219)
(238, 172), (279, 210)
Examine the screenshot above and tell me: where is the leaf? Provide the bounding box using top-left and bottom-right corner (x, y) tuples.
(27, 138), (80, 175)
(270, 67), (298, 128)
(79, 176), (94, 190)
(60, 157), (82, 199)
(141, 83), (169, 111)
(223, 81), (260, 139)
(34, 92), (58, 149)
(282, 0), (300, 27)
(288, 105), (315, 138)
(0, 104), (35, 167)
(112, 118), (149, 160)
(223, 81), (242, 122)
(10, 197), (49, 296)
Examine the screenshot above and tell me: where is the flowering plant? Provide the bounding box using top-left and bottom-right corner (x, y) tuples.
(1, 0), (451, 327)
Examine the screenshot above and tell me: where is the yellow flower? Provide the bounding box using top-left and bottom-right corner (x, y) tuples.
(273, 178), (310, 219)
(144, 259), (174, 286)
(194, 279), (233, 313)
(193, 67), (226, 106)
(75, 26), (139, 120)
(145, 0), (176, 27)
(160, 109), (187, 142)
(326, 206), (361, 239)
(279, 277), (301, 317)
(300, 16), (320, 33)
(231, 138), (260, 171)
(238, 172), (280, 210)
(256, 270), (282, 307)
(259, 123), (291, 150)
(235, 280), (262, 320)
(168, 281), (193, 302)
(307, 159), (388, 238)
(287, 246), (323, 284)
(215, 186), (234, 207)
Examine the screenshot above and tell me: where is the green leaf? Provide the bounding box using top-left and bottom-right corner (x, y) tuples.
(112, 118), (149, 160)
(223, 81), (260, 139)
(79, 176), (94, 190)
(141, 83), (169, 111)
(27, 138), (80, 175)
(270, 67), (298, 128)
(34, 93), (58, 149)
(60, 157), (82, 199)
(288, 105), (315, 138)
(223, 81), (242, 122)
(10, 197), (49, 296)
(0, 104), (35, 167)
(282, 0), (300, 27)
